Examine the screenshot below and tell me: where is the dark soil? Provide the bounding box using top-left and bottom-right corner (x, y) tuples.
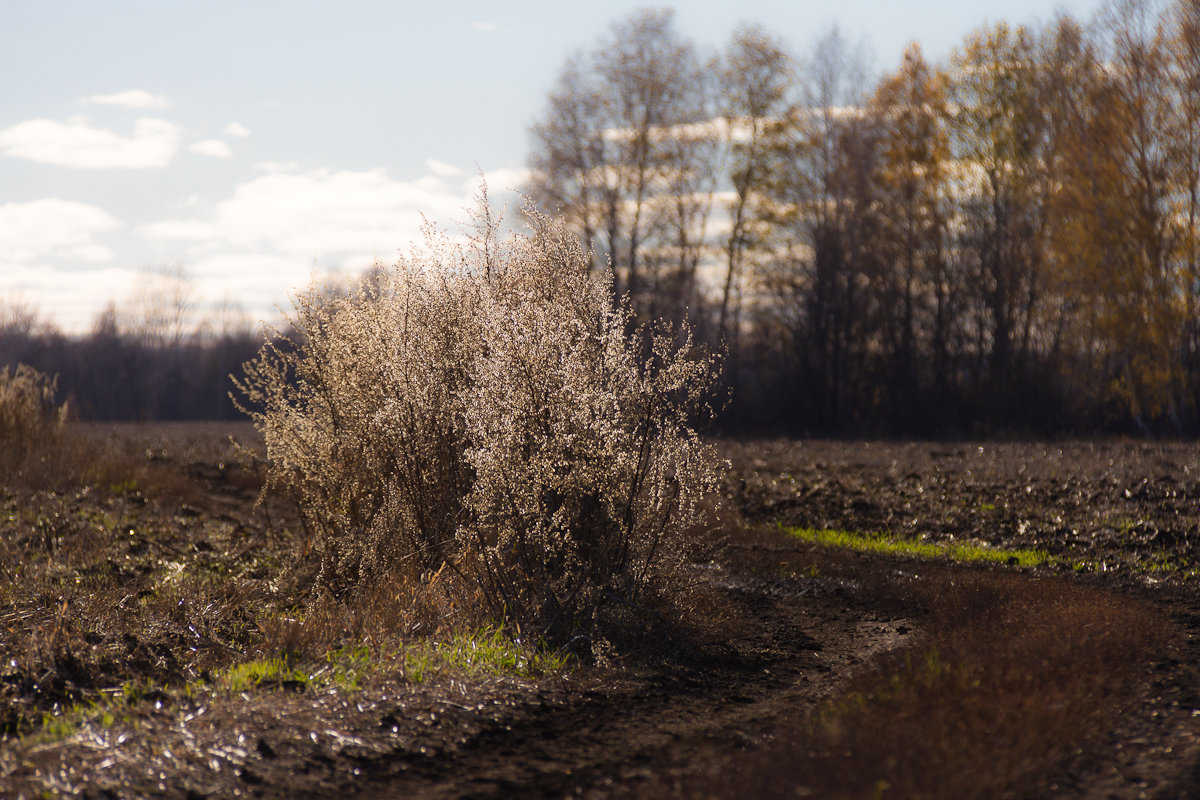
(727, 439), (1200, 577)
(2, 431), (1200, 798)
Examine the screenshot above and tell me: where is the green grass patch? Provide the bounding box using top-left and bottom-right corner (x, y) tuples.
(784, 526), (1052, 568)
(26, 630), (568, 747)
(216, 657), (311, 694)
(25, 692), (147, 746)
(402, 629), (569, 683)
(320, 644), (373, 692)
(313, 630), (569, 688)
(236, 629), (568, 696)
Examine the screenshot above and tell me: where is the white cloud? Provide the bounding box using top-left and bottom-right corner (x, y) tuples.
(188, 253), (318, 296)
(185, 253), (336, 325)
(141, 165), (528, 257)
(253, 160), (300, 173)
(472, 21), (499, 32)
(195, 167), (470, 256)
(4, 164), (528, 335)
(336, 252), (386, 273)
(414, 175), (445, 192)
(69, 243), (114, 262)
(88, 90), (169, 109)
(426, 158), (463, 178)
(0, 263), (138, 334)
(137, 219), (220, 241)
(189, 139), (233, 159)
(0, 199), (128, 333)
(224, 122), (251, 138)
(0, 117), (181, 168)
(124, 165), (524, 333)
(471, 166), (531, 193)
(0, 198), (121, 263)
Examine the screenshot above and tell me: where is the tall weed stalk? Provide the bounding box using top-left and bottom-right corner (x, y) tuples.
(0, 364), (71, 486)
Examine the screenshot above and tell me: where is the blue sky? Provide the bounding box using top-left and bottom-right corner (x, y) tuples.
(1, 0), (1104, 333)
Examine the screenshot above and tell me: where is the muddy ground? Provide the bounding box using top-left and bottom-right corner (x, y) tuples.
(2, 430), (1200, 798)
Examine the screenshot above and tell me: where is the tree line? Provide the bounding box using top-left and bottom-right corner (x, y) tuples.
(0, 270), (259, 420)
(4, 0), (1198, 436)
(527, 1), (1200, 436)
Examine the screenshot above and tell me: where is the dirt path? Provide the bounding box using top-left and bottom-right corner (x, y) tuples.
(342, 568), (1198, 800)
(339, 568), (910, 800)
(1068, 582), (1200, 800)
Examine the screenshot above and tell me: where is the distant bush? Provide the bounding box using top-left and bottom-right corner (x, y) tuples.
(0, 364), (71, 486)
(234, 197), (721, 643)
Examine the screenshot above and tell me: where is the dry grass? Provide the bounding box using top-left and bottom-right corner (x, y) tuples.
(0, 416), (293, 737)
(0, 425), (1182, 796)
(0, 366), (241, 505)
(708, 556), (1172, 799)
(0, 486), (278, 737)
(0, 365), (76, 488)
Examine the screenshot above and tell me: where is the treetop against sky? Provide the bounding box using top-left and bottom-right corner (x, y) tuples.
(1, 0), (1104, 334)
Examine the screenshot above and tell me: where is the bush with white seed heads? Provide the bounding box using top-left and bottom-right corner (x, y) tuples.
(234, 193), (721, 643)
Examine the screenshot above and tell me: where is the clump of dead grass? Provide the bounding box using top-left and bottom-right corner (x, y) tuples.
(0, 364), (74, 487)
(0, 365), (227, 503)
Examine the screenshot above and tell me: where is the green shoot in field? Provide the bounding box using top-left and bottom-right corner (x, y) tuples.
(784, 526), (1052, 568)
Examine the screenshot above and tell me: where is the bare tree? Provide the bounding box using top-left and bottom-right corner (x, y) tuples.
(948, 22), (1048, 411)
(527, 55), (610, 274)
(1166, 0), (1200, 420)
(716, 25), (797, 349)
(120, 264), (196, 349)
(868, 43), (953, 428)
(0, 298), (50, 368)
(527, 9), (714, 322)
(748, 26), (885, 430)
(1040, 0), (1184, 426)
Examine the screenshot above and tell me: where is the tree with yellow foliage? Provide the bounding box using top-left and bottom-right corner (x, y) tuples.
(947, 23), (1047, 412)
(869, 43), (954, 427)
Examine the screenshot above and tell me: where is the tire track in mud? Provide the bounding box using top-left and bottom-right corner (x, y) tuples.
(218, 523), (1200, 800)
(338, 552), (1200, 800)
(1066, 587), (1200, 800)
(342, 569), (912, 799)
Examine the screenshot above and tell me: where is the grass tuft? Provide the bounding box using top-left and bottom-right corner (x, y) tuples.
(421, 629), (570, 679)
(785, 525), (1053, 567)
(216, 657), (310, 694)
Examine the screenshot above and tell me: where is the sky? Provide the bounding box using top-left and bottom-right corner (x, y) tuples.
(1, 0), (1106, 334)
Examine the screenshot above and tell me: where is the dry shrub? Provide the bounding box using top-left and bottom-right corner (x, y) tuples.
(0, 364), (72, 486)
(234, 196), (721, 645)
